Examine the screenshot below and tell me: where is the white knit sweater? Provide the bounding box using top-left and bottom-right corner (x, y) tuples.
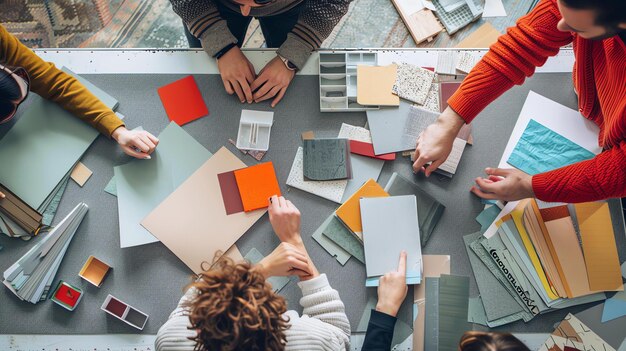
(155, 274), (351, 351)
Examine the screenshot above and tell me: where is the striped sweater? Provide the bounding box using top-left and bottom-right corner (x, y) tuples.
(448, 0), (626, 203)
(170, 0), (352, 69)
(155, 274), (351, 350)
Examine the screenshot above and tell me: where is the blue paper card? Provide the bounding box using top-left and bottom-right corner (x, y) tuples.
(507, 119), (595, 175)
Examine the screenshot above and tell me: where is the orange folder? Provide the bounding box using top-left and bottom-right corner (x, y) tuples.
(234, 162), (281, 212)
(335, 179), (388, 239)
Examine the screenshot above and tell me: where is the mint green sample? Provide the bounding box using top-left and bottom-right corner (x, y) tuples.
(115, 122), (212, 248)
(507, 119), (595, 175)
(311, 212), (351, 265)
(322, 216), (364, 264)
(104, 176), (117, 196)
(244, 248), (291, 293)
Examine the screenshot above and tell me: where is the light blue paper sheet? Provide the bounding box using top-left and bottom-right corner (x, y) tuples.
(115, 122), (212, 248)
(507, 119), (595, 175)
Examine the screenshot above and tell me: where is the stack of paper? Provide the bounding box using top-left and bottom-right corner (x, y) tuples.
(0, 69), (118, 236)
(141, 147), (266, 274)
(361, 195), (422, 286)
(384, 173), (445, 246)
(464, 198), (621, 327)
(3, 203), (88, 303)
(115, 122), (212, 248)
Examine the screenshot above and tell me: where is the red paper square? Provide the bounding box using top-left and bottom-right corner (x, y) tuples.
(157, 75), (209, 125)
(349, 140), (396, 160)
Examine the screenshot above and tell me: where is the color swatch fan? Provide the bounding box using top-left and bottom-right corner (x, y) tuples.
(3, 203), (89, 303)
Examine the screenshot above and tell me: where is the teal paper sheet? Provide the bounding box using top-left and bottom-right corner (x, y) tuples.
(507, 119), (595, 175)
(311, 213), (351, 266)
(104, 176), (117, 196)
(243, 248), (292, 293)
(115, 122), (212, 248)
(322, 216), (365, 264)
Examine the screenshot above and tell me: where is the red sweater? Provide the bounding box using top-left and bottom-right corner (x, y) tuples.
(448, 0), (626, 203)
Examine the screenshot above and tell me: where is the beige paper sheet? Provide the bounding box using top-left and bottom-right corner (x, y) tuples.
(575, 202), (623, 292)
(70, 162), (93, 187)
(357, 65), (400, 106)
(544, 216), (593, 298)
(413, 255), (451, 351)
(141, 147), (266, 274)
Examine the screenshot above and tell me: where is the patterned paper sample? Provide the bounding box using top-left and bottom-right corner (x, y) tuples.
(401, 106), (440, 150)
(456, 51), (479, 74)
(392, 63), (436, 105)
(286, 147), (347, 203)
(539, 314), (616, 351)
(420, 82), (440, 113)
(436, 51), (458, 75)
(338, 123), (372, 143)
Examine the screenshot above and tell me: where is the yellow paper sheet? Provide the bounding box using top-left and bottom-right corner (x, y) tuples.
(509, 200), (560, 301)
(575, 202), (623, 292)
(356, 65), (400, 106)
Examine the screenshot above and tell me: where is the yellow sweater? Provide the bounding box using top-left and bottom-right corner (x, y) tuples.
(0, 24), (124, 137)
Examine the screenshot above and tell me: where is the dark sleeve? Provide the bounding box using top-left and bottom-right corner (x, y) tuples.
(277, 0), (353, 69)
(361, 309), (397, 351)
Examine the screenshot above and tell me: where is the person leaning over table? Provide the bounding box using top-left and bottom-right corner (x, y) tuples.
(0, 24), (158, 199)
(360, 252), (531, 351)
(411, 0), (626, 204)
(169, 0), (352, 107)
(155, 195), (351, 351)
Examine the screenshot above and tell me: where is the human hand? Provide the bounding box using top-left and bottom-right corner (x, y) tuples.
(0, 191), (5, 199)
(376, 251), (408, 317)
(250, 56), (295, 107)
(268, 195), (302, 245)
(470, 168), (534, 201)
(217, 46), (256, 103)
(111, 127), (159, 159)
(412, 107), (466, 176)
(257, 242), (311, 278)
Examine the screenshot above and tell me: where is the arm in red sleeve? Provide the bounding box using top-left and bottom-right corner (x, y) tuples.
(532, 142), (626, 203)
(448, 0), (573, 123)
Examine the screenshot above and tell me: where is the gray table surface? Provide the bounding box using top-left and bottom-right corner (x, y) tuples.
(0, 72), (624, 335)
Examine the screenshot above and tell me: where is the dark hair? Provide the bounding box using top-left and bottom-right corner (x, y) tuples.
(459, 331), (531, 351)
(0, 68), (23, 120)
(185, 257), (288, 351)
(561, 0), (626, 28)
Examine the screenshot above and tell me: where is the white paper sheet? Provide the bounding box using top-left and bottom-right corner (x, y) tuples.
(482, 0), (507, 17)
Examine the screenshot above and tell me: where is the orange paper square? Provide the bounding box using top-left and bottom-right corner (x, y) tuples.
(234, 162), (281, 212)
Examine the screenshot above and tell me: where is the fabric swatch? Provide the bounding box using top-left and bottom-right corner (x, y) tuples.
(234, 162), (281, 212)
(217, 170), (244, 215)
(157, 75), (209, 126)
(401, 106), (439, 150)
(303, 138), (352, 181)
(286, 147), (347, 204)
(392, 63), (436, 105)
(338, 123), (372, 143)
(507, 119), (595, 175)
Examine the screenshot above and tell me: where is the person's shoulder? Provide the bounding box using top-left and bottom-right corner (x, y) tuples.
(155, 314), (197, 351)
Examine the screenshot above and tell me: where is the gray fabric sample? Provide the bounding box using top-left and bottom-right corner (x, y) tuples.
(303, 138), (351, 181)
(438, 274), (471, 351)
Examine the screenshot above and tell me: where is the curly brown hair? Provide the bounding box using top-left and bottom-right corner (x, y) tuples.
(185, 257), (289, 351)
(459, 331), (530, 351)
